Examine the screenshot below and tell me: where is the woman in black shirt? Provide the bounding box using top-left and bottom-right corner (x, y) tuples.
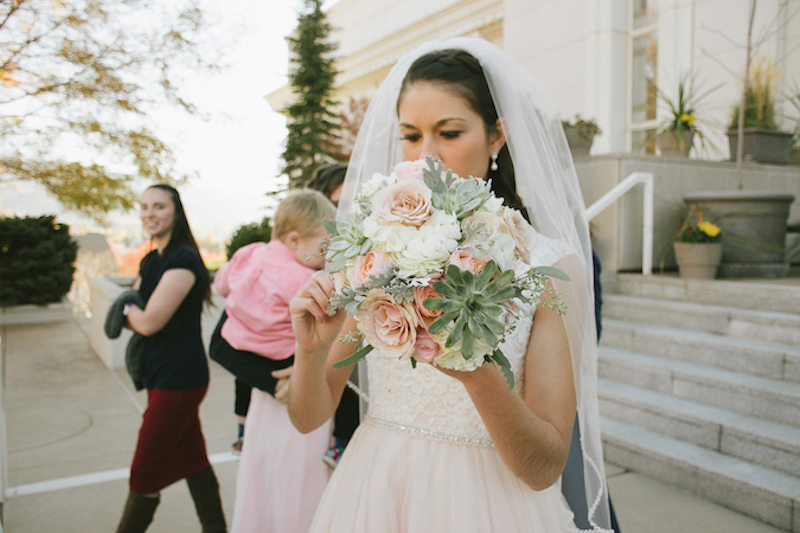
(116, 184), (225, 533)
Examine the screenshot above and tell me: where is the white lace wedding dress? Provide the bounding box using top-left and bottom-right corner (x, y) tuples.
(309, 236), (581, 533)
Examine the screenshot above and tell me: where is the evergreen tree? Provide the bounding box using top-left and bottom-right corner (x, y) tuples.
(280, 0), (341, 189)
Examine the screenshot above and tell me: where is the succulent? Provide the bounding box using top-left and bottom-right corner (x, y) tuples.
(323, 215), (372, 273)
(422, 156), (493, 221)
(423, 261), (516, 386)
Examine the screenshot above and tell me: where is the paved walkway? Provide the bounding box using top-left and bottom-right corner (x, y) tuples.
(0, 304), (787, 532)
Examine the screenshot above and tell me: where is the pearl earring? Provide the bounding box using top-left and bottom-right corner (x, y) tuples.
(490, 153), (498, 171)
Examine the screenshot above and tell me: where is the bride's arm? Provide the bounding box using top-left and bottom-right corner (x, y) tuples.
(458, 300), (576, 490)
(286, 271), (360, 433)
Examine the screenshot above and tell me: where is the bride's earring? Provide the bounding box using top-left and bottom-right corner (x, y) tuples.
(490, 153), (499, 171)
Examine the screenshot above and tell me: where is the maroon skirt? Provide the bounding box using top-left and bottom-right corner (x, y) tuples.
(129, 386), (210, 493)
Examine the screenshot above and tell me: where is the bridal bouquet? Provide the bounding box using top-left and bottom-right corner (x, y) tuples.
(324, 157), (566, 388)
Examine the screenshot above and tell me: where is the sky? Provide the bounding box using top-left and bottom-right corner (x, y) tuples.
(0, 0), (321, 244)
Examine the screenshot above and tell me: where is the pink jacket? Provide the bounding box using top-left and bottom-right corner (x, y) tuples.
(214, 240), (316, 360)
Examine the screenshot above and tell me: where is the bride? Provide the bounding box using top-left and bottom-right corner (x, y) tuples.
(284, 37), (613, 533)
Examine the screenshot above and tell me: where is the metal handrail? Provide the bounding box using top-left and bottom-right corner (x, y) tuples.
(585, 172), (654, 275)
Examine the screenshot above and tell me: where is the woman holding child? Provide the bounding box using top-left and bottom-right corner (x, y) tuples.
(286, 38), (614, 532)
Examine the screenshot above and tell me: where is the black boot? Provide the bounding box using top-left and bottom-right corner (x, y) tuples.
(186, 466), (227, 533)
(115, 492), (160, 533)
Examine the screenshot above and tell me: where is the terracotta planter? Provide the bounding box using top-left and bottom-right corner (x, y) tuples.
(657, 131), (694, 157)
(564, 126), (595, 158)
(673, 242), (723, 279)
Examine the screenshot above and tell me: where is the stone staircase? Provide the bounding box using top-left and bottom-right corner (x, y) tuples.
(599, 273), (800, 532)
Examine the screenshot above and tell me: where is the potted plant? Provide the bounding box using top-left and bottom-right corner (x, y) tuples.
(673, 206), (724, 279)
(562, 115), (601, 158)
(652, 73), (720, 157)
(727, 57), (793, 164)
(786, 84), (800, 165)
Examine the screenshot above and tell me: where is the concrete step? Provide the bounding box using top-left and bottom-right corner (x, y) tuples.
(601, 417), (800, 532)
(598, 378), (800, 477)
(615, 273), (800, 314)
(603, 294), (800, 346)
(601, 319), (800, 382)
(598, 347), (800, 429)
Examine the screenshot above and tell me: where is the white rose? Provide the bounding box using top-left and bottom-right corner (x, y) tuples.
(479, 195), (505, 215)
(394, 233), (452, 278)
(360, 172), (395, 200)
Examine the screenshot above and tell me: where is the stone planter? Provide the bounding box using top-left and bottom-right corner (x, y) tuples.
(564, 126), (595, 158)
(657, 131), (694, 157)
(673, 242), (723, 279)
(0, 299), (73, 326)
(727, 128), (793, 165)
(683, 191), (795, 278)
(88, 276), (135, 369)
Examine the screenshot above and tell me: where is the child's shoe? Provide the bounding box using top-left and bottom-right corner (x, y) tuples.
(322, 446), (342, 468)
(232, 438), (243, 455)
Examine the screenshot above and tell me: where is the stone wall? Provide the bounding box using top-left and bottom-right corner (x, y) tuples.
(577, 154), (800, 287)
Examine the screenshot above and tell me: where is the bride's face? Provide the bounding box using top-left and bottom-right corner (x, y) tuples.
(398, 81), (505, 179)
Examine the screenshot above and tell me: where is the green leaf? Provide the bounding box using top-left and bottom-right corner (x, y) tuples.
(333, 343), (374, 368)
(482, 303), (503, 316)
(467, 314), (482, 338)
(345, 243), (362, 258)
(329, 254), (347, 273)
(411, 357), (417, 369)
(423, 297), (445, 310)
(491, 286), (516, 302)
(449, 313), (467, 344)
(322, 219), (339, 235)
(493, 269), (515, 287)
(445, 264), (464, 285)
(533, 266), (571, 281)
(432, 281), (459, 299)
(476, 260), (496, 288)
(481, 324), (498, 347)
(484, 315), (505, 336)
(491, 349), (515, 389)
(439, 300), (463, 313)
(429, 311), (459, 334)
(461, 330), (474, 359)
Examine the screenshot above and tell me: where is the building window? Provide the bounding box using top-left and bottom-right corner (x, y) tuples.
(630, 0), (658, 153)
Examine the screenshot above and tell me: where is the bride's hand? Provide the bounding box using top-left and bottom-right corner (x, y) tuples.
(290, 271), (346, 355)
(433, 359), (506, 390)
(272, 366), (293, 404)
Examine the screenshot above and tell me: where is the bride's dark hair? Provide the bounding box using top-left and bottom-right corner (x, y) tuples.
(397, 49), (525, 217)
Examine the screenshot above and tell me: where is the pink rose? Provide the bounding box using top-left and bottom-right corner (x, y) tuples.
(503, 207), (534, 263)
(414, 327), (441, 363)
(372, 180), (432, 227)
(357, 289), (418, 360)
(413, 276), (443, 328)
(448, 248), (490, 274)
(351, 250), (390, 288)
(393, 159), (427, 181)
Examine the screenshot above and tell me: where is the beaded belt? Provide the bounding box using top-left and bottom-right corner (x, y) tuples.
(364, 414), (495, 449)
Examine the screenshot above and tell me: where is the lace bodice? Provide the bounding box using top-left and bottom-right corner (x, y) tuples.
(364, 231), (572, 447)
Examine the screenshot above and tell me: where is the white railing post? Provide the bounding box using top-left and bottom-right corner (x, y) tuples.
(585, 172), (654, 275)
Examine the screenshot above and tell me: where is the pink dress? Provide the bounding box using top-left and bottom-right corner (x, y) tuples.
(230, 388), (332, 533)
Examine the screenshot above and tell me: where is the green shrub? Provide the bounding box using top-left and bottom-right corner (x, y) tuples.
(226, 217), (272, 259)
(0, 216), (78, 306)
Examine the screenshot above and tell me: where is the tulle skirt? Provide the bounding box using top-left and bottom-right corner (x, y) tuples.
(309, 420), (580, 533)
(231, 389), (332, 533)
